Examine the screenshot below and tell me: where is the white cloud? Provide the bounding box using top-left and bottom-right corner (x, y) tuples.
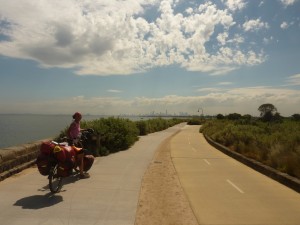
(218, 82), (233, 85)
(222, 0), (247, 11)
(227, 34), (244, 44)
(286, 73), (300, 85)
(263, 36), (274, 44)
(280, 21), (295, 29)
(280, 21), (289, 29)
(280, 0), (297, 6)
(107, 89), (122, 93)
(259, 1), (264, 7)
(196, 88), (222, 92)
(243, 18), (269, 32)
(185, 7), (193, 14)
(217, 32), (229, 45)
(2, 86), (299, 116)
(0, 0), (266, 76)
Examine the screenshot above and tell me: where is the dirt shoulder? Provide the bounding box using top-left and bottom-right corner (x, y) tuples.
(135, 133), (199, 225)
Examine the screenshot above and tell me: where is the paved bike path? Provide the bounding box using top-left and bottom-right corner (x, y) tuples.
(0, 123), (185, 225)
(171, 125), (300, 225)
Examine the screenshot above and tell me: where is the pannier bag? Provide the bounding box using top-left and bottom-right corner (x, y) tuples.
(40, 141), (55, 155)
(83, 155), (94, 172)
(57, 146), (76, 177)
(57, 161), (73, 177)
(36, 141), (93, 176)
(36, 141), (56, 176)
(53, 145), (66, 162)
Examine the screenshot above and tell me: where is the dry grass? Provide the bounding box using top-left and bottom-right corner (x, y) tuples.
(201, 119), (300, 179)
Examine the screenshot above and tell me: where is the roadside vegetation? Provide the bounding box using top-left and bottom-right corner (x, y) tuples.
(200, 104), (300, 179)
(135, 117), (185, 135)
(57, 117), (186, 156)
(54, 103), (300, 180)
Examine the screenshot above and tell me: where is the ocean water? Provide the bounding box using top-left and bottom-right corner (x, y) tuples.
(0, 114), (176, 149)
(0, 114), (104, 149)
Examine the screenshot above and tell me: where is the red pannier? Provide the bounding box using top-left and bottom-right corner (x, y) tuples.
(57, 161), (73, 177)
(56, 145), (76, 177)
(53, 145), (77, 162)
(83, 155), (94, 172)
(63, 146), (76, 171)
(53, 145), (66, 162)
(36, 154), (51, 176)
(36, 141), (56, 176)
(63, 146), (76, 161)
(40, 141), (55, 155)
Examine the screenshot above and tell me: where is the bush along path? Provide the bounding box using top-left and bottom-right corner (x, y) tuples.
(200, 119), (300, 180)
(56, 117), (187, 157)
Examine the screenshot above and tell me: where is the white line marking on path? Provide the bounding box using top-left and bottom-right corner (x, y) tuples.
(188, 137), (191, 145)
(204, 159), (211, 165)
(227, 179), (244, 194)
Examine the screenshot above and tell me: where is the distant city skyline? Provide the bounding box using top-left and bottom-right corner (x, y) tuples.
(0, 0), (300, 116)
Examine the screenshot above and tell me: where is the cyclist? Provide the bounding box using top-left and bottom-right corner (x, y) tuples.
(67, 112), (90, 179)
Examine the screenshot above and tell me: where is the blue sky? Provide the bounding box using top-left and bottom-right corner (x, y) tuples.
(0, 0), (299, 116)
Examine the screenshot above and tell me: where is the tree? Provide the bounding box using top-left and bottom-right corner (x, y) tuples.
(227, 113), (242, 120)
(292, 114), (300, 121)
(242, 114), (252, 120)
(216, 114), (225, 120)
(258, 103), (277, 122)
(273, 112), (283, 123)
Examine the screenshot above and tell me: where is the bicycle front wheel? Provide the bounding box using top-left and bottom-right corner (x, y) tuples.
(48, 165), (63, 193)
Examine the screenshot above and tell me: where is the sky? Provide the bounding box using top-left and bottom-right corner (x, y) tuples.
(0, 0), (300, 117)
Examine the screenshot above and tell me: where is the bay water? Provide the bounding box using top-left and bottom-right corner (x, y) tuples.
(0, 114), (105, 149)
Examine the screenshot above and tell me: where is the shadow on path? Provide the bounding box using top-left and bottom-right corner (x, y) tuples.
(13, 173), (85, 209)
(14, 193), (63, 209)
(38, 173), (81, 193)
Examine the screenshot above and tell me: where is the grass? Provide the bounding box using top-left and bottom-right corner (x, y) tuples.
(200, 119), (300, 179)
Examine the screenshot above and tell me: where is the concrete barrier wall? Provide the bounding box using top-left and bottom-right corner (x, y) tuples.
(204, 134), (300, 193)
(0, 139), (50, 181)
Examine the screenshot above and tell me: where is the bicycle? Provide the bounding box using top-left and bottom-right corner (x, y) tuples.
(47, 129), (95, 193)
(48, 163), (63, 193)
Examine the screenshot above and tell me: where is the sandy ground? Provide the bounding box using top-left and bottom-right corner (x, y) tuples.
(135, 134), (199, 225)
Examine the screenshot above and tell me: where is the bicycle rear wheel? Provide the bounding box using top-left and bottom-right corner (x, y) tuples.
(48, 164), (63, 193)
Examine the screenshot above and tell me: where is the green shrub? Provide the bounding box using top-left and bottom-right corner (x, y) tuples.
(85, 117), (139, 153)
(201, 119), (300, 179)
(135, 120), (149, 135)
(98, 146), (110, 156)
(135, 118), (184, 135)
(57, 117), (185, 156)
(187, 117), (204, 125)
(57, 117), (139, 154)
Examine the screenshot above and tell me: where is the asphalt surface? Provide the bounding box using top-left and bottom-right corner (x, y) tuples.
(0, 123), (185, 225)
(171, 125), (300, 225)
(1, 124), (300, 225)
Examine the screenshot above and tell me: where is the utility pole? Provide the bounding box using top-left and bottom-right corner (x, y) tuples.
(198, 107), (203, 117)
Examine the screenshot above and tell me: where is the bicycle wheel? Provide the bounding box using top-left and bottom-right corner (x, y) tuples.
(48, 164), (63, 193)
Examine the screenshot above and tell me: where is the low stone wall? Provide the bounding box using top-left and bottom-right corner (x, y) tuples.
(0, 139), (50, 181)
(204, 134), (300, 193)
